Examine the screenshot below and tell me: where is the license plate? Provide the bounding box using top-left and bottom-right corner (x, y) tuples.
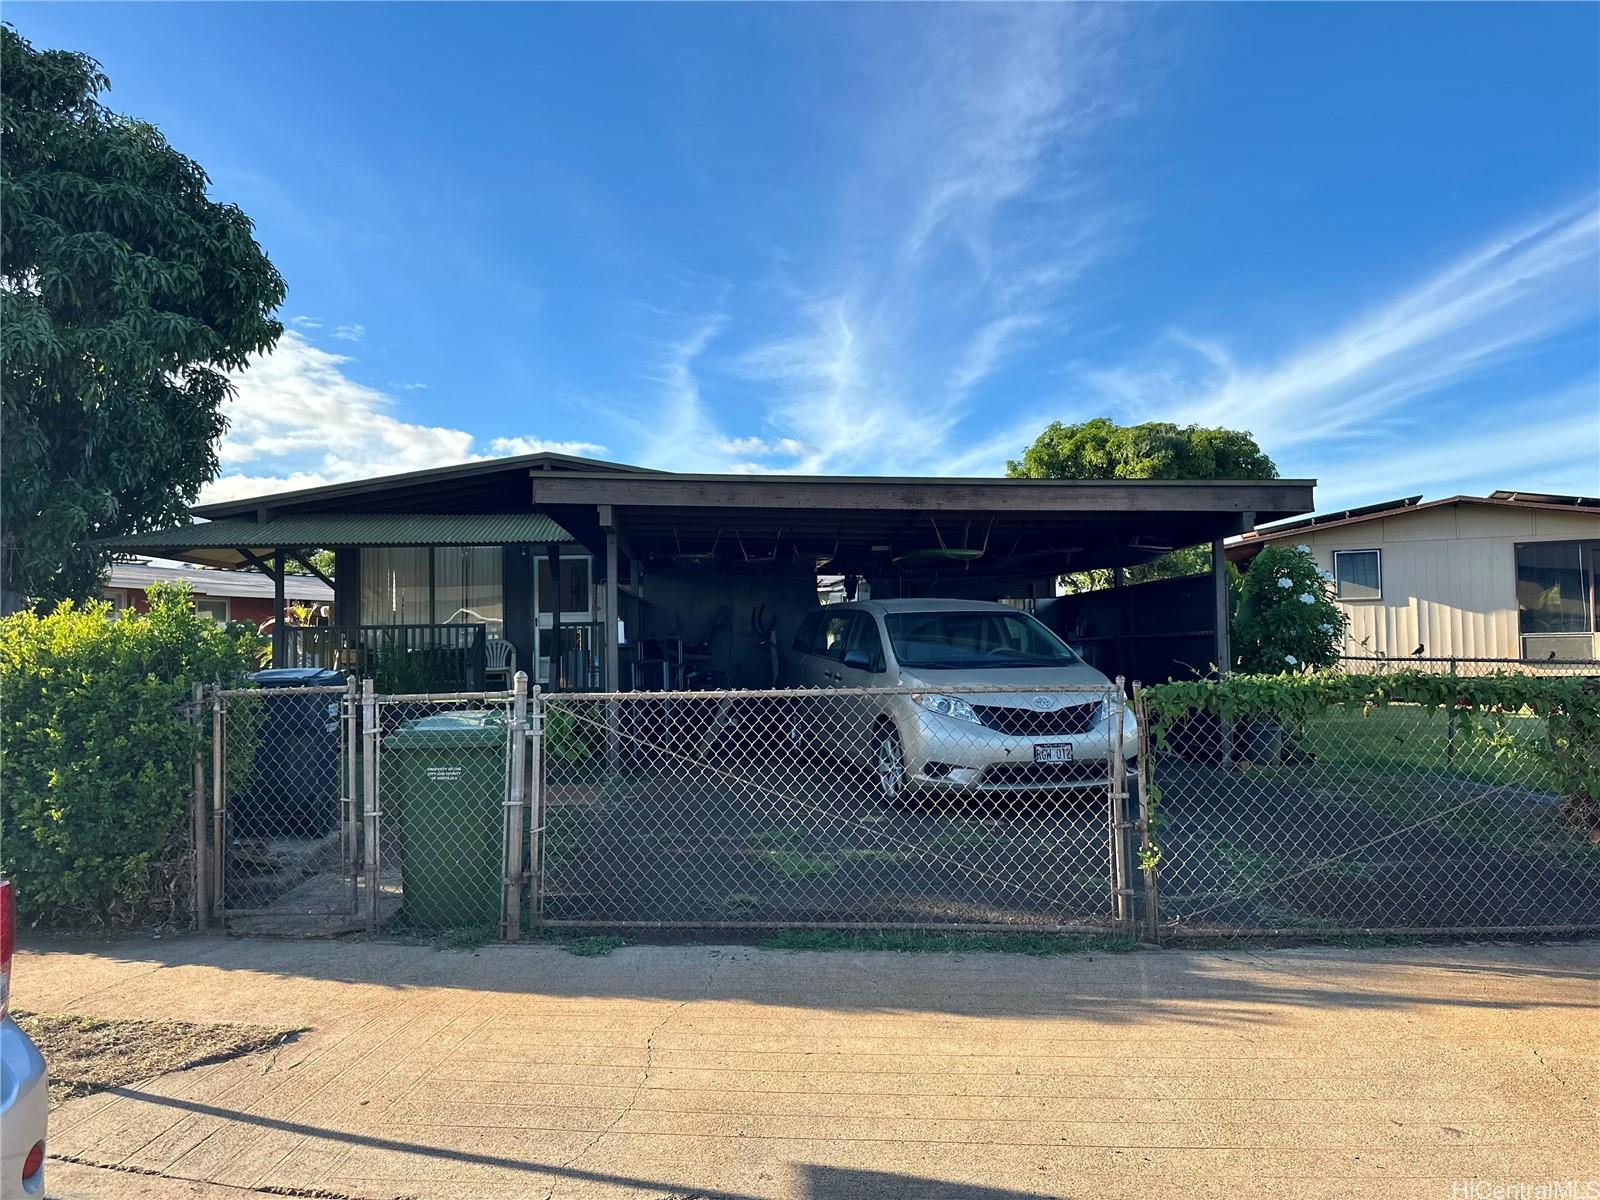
(1033, 742), (1074, 764)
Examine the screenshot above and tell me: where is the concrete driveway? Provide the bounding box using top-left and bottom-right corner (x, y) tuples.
(17, 936), (1598, 1200)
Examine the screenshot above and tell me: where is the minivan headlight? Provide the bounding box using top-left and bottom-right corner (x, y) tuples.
(912, 693), (980, 724)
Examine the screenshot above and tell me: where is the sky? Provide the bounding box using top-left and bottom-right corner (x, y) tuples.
(11, 2), (1600, 512)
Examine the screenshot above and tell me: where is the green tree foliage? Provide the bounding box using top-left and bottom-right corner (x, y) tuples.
(1, 28), (285, 609)
(1006, 418), (1278, 590)
(1231, 544), (1348, 673)
(0, 581), (264, 926)
(283, 549), (335, 579)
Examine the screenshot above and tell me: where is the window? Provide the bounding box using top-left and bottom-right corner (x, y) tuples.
(435, 547), (503, 638)
(1516, 540), (1599, 636)
(536, 556), (592, 616)
(358, 546), (507, 631)
(791, 611), (823, 655)
(1333, 550), (1382, 601)
(845, 613), (885, 671)
(193, 598), (229, 624)
(359, 548), (430, 624)
(883, 610), (1080, 669)
(816, 613), (853, 661)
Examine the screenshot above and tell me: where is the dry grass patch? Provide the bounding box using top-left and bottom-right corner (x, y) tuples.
(12, 1010), (301, 1105)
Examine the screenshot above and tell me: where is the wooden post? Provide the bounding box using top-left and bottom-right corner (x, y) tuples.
(1213, 538), (1234, 766)
(272, 549), (287, 668)
(545, 544), (562, 692)
(604, 527), (620, 692)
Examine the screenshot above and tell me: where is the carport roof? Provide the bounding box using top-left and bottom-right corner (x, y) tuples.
(100, 453), (1317, 576)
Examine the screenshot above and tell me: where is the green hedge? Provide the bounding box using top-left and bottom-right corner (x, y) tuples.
(0, 582), (263, 927)
(1141, 669), (1600, 805)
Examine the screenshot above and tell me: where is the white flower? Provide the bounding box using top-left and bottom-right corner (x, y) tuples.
(1276, 577), (1294, 589)
(1320, 623), (1334, 633)
(1284, 654), (1298, 665)
(1298, 592), (1316, 604)
(1295, 544), (1312, 553)
(1319, 569), (1334, 581)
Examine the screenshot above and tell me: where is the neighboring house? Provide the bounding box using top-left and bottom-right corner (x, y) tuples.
(1231, 491), (1600, 663)
(105, 560), (333, 626)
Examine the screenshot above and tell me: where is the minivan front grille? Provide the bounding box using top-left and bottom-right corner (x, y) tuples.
(973, 700), (1101, 737)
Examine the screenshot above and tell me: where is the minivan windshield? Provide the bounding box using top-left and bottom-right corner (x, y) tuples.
(883, 611), (1082, 669)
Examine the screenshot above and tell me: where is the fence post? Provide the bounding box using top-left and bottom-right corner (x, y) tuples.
(362, 678), (380, 932)
(1446, 657), (1458, 764)
(503, 671), (528, 941)
(344, 675), (360, 916)
(1108, 678), (1132, 935)
(211, 686), (225, 919)
(1134, 685), (1159, 943)
(191, 683), (209, 932)
(527, 687), (545, 929)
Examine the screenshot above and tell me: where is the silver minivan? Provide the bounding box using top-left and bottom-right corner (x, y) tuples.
(782, 599), (1137, 800)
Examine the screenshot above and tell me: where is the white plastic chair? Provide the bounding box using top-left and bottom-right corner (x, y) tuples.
(485, 637), (517, 690)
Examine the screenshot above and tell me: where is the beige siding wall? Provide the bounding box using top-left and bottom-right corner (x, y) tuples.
(1288, 504), (1600, 660)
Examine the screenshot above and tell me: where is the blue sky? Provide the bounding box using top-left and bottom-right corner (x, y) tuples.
(12, 2), (1600, 509)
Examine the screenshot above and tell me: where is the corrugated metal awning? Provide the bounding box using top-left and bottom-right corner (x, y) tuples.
(96, 513), (576, 568)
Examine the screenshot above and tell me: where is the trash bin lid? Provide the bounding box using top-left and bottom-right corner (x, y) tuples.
(250, 667), (348, 688)
(387, 710), (508, 749)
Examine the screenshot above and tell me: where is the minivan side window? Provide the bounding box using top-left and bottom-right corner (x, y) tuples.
(817, 613), (853, 661)
(791, 611), (823, 654)
(846, 613), (885, 671)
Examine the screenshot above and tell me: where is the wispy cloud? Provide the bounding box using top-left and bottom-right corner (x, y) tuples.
(1097, 200), (1600, 452)
(331, 323), (366, 342)
(288, 315), (322, 329)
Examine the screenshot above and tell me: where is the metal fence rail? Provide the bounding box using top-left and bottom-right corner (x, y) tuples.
(535, 684), (1129, 931)
(1134, 688), (1600, 939)
(1339, 655), (1600, 678)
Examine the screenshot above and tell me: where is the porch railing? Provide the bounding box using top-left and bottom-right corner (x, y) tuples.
(544, 621), (603, 691)
(283, 623), (488, 690)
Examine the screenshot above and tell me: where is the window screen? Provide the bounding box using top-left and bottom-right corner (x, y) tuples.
(1516, 540), (1598, 635)
(359, 548), (431, 624)
(1333, 550), (1381, 601)
(435, 547), (503, 637)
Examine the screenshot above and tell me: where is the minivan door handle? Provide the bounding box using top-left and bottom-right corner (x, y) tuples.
(823, 670), (841, 681)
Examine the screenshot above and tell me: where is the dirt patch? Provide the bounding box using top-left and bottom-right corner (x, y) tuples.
(11, 1010), (301, 1105)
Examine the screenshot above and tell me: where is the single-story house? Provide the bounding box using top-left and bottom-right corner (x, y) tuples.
(1230, 490), (1600, 663)
(105, 559), (333, 625)
(98, 451), (1314, 690)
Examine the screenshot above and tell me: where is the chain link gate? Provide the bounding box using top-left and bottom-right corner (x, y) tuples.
(207, 680), (362, 931)
(531, 684), (1134, 933)
(360, 680), (527, 937)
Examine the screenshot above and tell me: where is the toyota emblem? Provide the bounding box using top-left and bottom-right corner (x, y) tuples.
(1031, 694), (1056, 711)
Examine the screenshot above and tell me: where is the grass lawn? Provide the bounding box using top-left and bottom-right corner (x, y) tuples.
(1305, 704), (1558, 792)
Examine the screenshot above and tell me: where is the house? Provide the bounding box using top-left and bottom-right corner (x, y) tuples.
(105, 559), (333, 625)
(1230, 491), (1600, 663)
(97, 451), (1315, 690)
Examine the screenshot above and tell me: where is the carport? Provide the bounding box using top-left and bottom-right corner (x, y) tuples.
(99, 452), (1314, 689)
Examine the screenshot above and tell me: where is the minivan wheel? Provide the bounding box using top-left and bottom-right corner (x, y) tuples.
(875, 725), (908, 803)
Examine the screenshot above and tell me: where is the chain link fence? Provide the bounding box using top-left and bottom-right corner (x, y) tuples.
(363, 686), (522, 936)
(207, 682), (360, 932)
(534, 685), (1131, 931)
(1340, 655), (1600, 678)
(190, 670), (1600, 943)
(1134, 677), (1600, 940)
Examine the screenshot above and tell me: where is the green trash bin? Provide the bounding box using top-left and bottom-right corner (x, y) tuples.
(384, 711), (509, 928)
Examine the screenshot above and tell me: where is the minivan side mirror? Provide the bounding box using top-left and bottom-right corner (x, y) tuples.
(841, 649), (876, 672)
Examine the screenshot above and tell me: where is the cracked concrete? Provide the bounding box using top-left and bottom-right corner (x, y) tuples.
(17, 935), (1599, 1200)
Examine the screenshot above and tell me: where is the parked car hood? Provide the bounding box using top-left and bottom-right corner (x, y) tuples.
(896, 661), (1113, 700)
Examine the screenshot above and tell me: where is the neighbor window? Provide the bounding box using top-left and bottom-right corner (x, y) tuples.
(193, 598), (229, 624)
(1516, 540), (1599, 636)
(359, 548), (431, 624)
(1333, 549), (1382, 601)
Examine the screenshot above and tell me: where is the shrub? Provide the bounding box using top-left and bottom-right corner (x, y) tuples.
(0, 582), (263, 927)
(1232, 544), (1348, 673)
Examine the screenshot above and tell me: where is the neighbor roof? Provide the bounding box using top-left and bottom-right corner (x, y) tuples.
(106, 561), (333, 602)
(1231, 490), (1600, 552)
